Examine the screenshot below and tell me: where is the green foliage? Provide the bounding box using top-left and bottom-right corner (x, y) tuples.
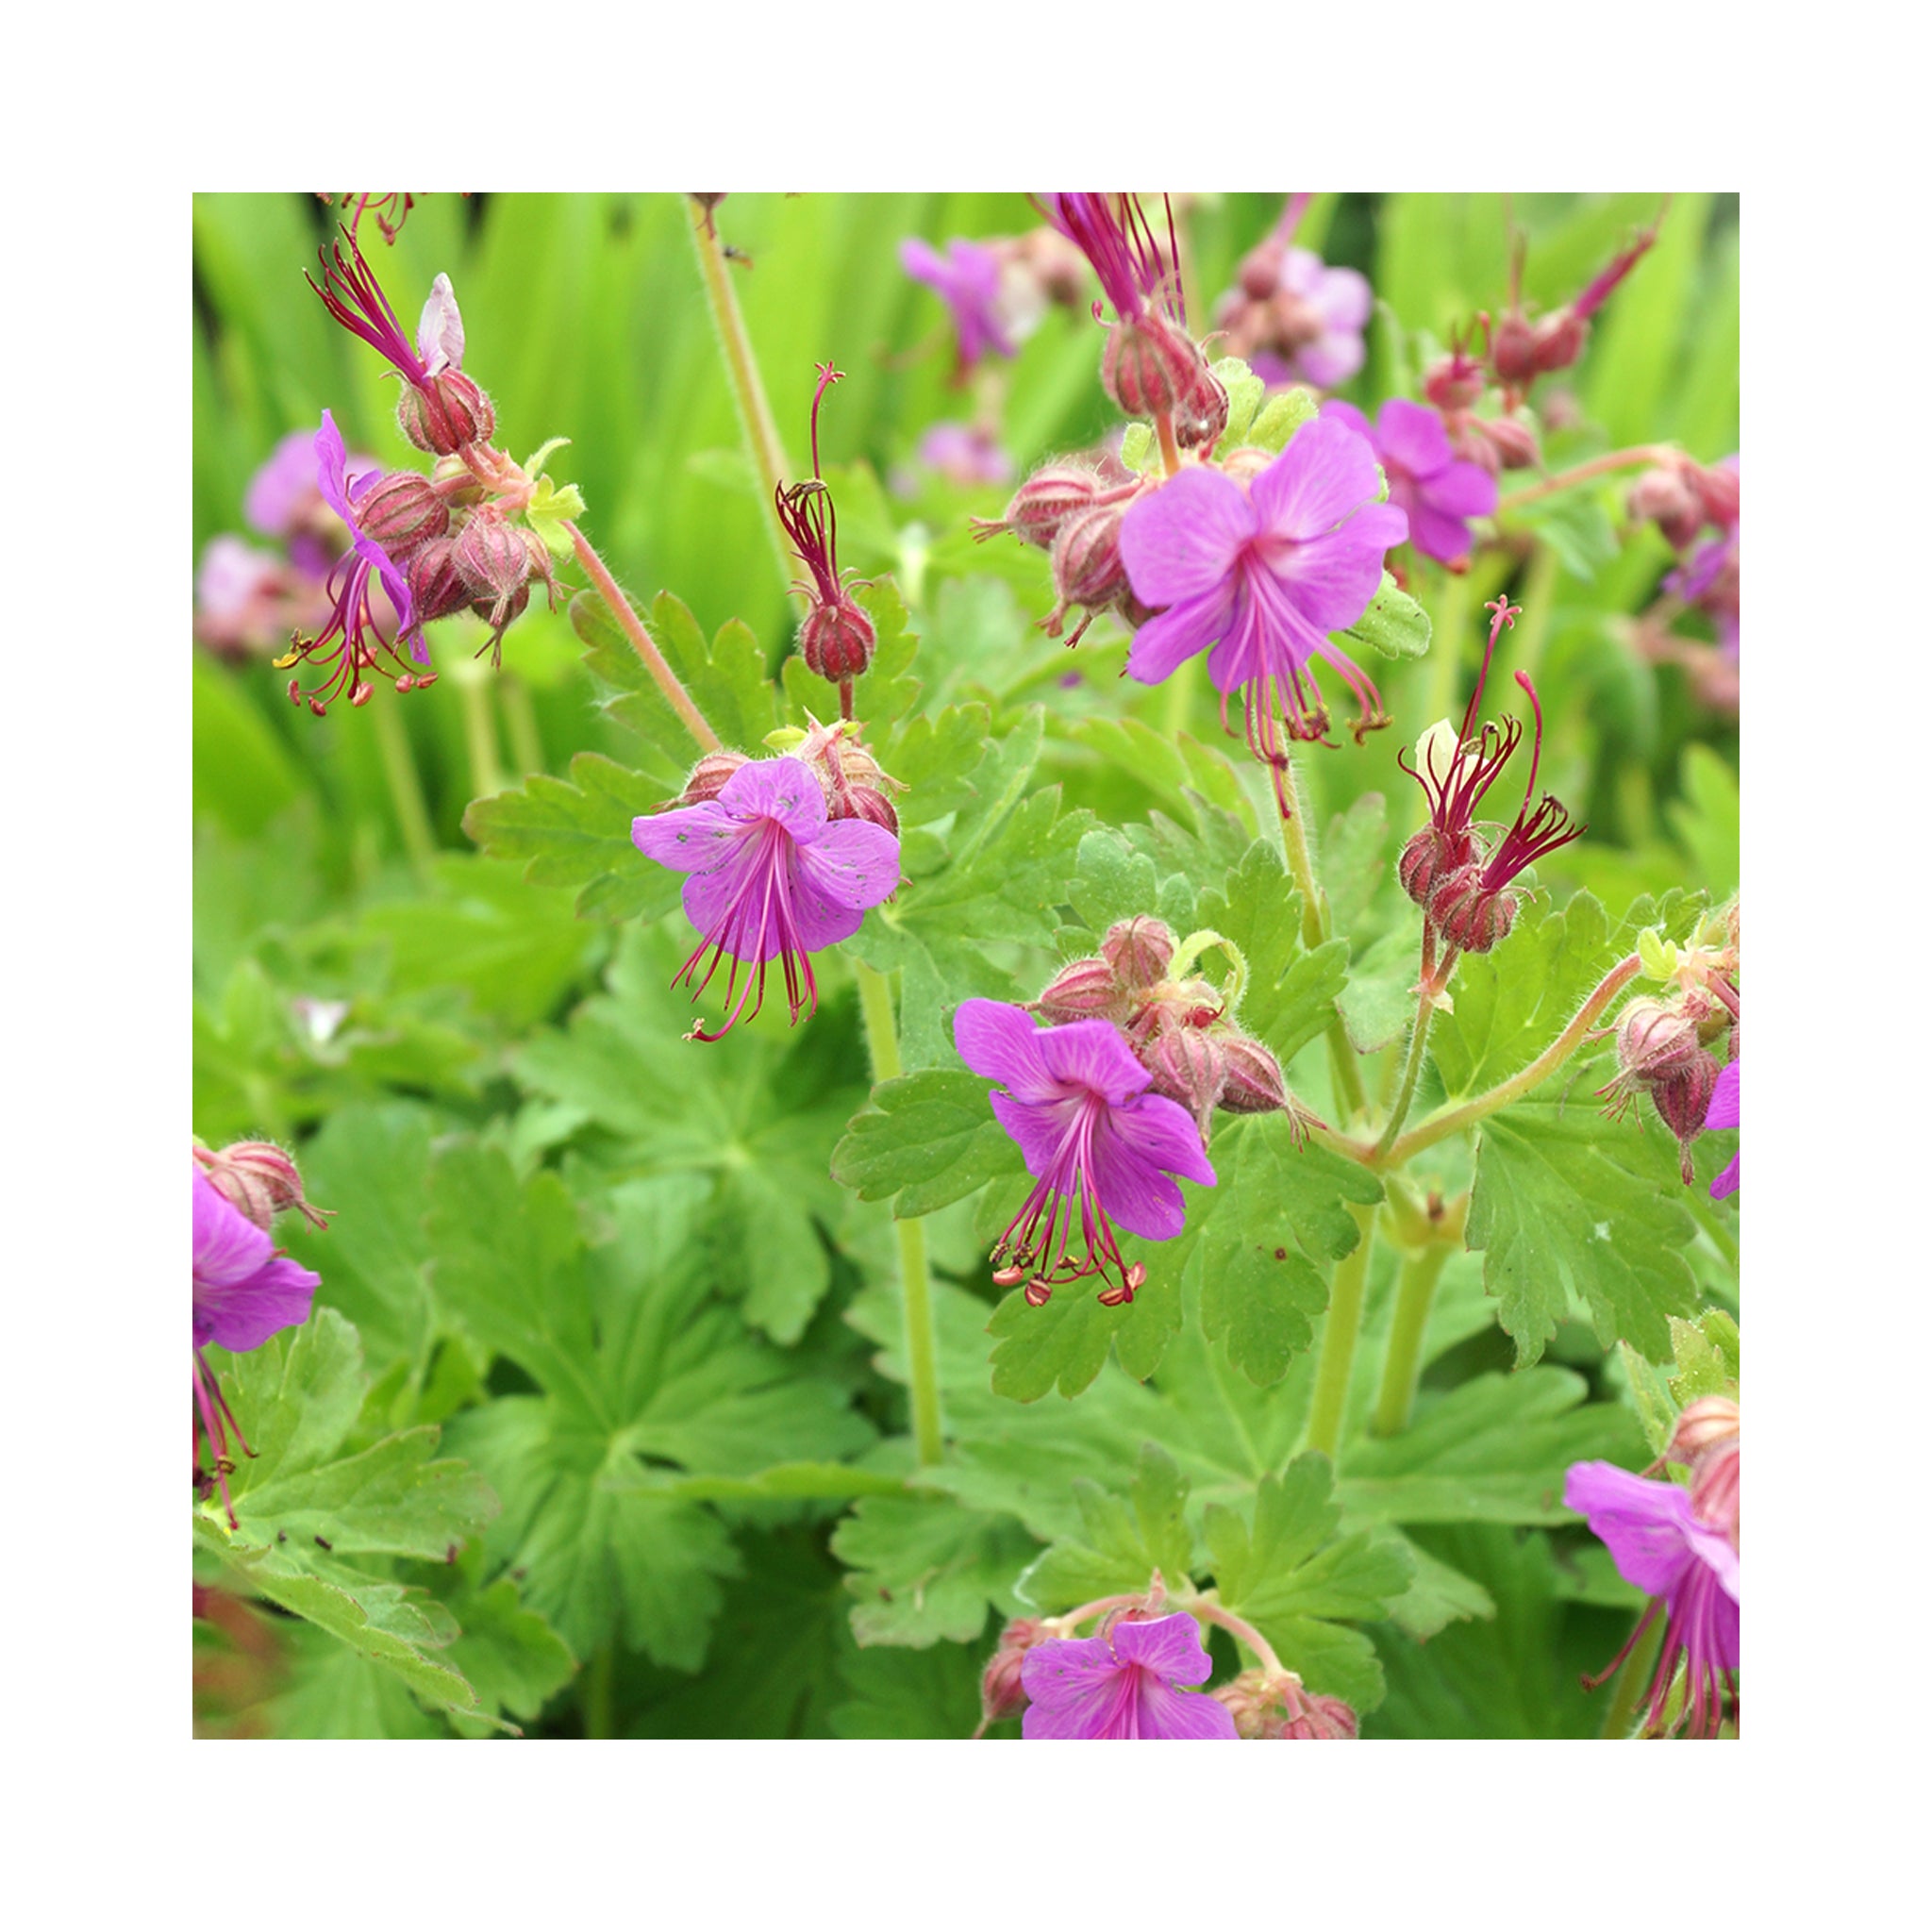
(832, 1497), (1036, 1647)
(832, 1069), (1026, 1216)
(1341, 574), (1433, 661)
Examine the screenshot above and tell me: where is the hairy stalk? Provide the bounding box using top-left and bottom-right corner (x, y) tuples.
(1373, 941), (1458, 1159)
(1304, 1203), (1378, 1460)
(1497, 444), (1672, 513)
(857, 960), (944, 1467)
(1371, 1242), (1452, 1436)
(368, 686), (438, 881)
(458, 668), (506, 801)
(583, 1641), (615, 1740)
(1191, 1594), (1288, 1677)
(1381, 953), (1642, 1166)
(686, 195), (794, 590)
(565, 522), (720, 753)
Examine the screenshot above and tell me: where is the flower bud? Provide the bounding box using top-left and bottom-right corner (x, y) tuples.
(1048, 499), (1128, 616)
(1033, 955), (1129, 1025)
(1424, 353), (1486, 412)
(1174, 360), (1230, 451)
(396, 369), (496, 458)
(1274, 1680), (1358, 1740)
(1650, 1050), (1722, 1184)
(1101, 311), (1210, 422)
(1472, 413), (1540, 471)
(1491, 314), (1539, 385)
(977, 1618), (1048, 1731)
(1101, 917), (1174, 991)
(405, 535), (473, 627)
(354, 471), (450, 560)
(1690, 460), (1740, 530)
(990, 463), (1101, 550)
(1531, 308), (1590, 374)
(801, 591), (876, 683)
(1690, 1435), (1740, 1552)
(1428, 865), (1517, 953)
(1218, 445), (1274, 484)
(679, 750), (750, 807)
(1141, 1024), (1225, 1137)
(1628, 463), (1705, 550)
(193, 1140), (328, 1234)
(454, 510), (534, 620)
(1614, 995), (1706, 1086)
(1212, 1669), (1277, 1739)
(1216, 1034), (1288, 1116)
(1238, 238), (1286, 301)
(1668, 1395), (1740, 1468)
(1398, 824), (1474, 908)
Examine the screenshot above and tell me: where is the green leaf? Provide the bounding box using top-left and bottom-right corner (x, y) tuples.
(1015, 1443), (1197, 1608)
(831, 1638), (987, 1740)
(443, 1575), (578, 1726)
(462, 752), (677, 924)
(1339, 572), (1432, 660)
(1668, 1308), (1740, 1406)
(1244, 385), (1320, 456)
(1667, 742), (1740, 898)
(1208, 356), (1267, 450)
(1378, 1534), (1497, 1642)
(1468, 1100), (1703, 1367)
(831, 1497), (1036, 1647)
(832, 1069), (1026, 1217)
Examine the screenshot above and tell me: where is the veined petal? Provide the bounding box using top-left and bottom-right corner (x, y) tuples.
(680, 824), (789, 962)
(632, 798), (741, 874)
(1318, 399), (1374, 442)
(1033, 1018), (1153, 1107)
(1119, 468), (1257, 605)
(1021, 1636), (1134, 1740)
(1705, 1059), (1740, 1132)
(192, 1166), (274, 1291)
(954, 999), (1057, 1096)
(991, 1090), (1078, 1182)
(717, 756), (828, 839)
(1273, 504), (1407, 634)
(793, 817), (900, 913)
(1420, 454), (1499, 520)
(1109, 1611), (1216, 1686)
(1250, 416), (1387, 542)
(1564, 1461), (1699, 1598)
(1131, 1679), (1241, 1740)
(1375, 397), (1454, 479)
(198, 1250), (322, 1353)
(1125, 584), (1237, 687)
(1085, 1092), (1211, 1240)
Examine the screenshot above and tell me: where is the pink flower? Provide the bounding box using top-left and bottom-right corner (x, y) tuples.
(1118, 416), (1407, 791)
(955, 999), (1214, 1307)
(1705, 1058), (1740, 1198)
(1021, 1612), (1238, 1740)
(1322, 397), (1497, 568)
(1565, 1460), (1739, 1739)
(901, 237), (1024, 375)
(915, 422), (1013, 489)
(632, 756), (899, 1041)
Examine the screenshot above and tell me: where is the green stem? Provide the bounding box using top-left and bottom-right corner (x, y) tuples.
(1304, 1204), (1377, 1460)
(1191, 1595), (1288, 1677)
(566, 522), (720, 753)
(1600, 1609), (1664, 1739)
(1509, 544), (1560, 685)
(499, 671), (545, 777)
(1373, 941), (1457, 1159)
(1371, 1243), (1452, 1437)
(856, 960), (943, 1468)
(458, 671), (505, 802)
(1419, 567), (1473, 772)
(368, 687), (437, 882)
(1382, 953), (1641, 1167)
(1683, 1186), (1740, 1274)
(686, 194), (794, 591)
(1497, 444), (1671, 513)
(583, 1641), (615, 1740)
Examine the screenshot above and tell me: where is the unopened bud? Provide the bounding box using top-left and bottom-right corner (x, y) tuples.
(1668, 1395), (1740, 1468)
(1491, 313), (1539, 385)
(991, 463), (1101, 550)
(1651, 1050), (1722, 1184)
(1216, 1034), (1289, 1117)
(1530, 308), (1590, 374)
(1473, 414), (1540, 471)
(1429, 865), (1517, 953)
(405, 536), (473, 627)
(977, 1618), (1047, 1731)
(1690, 460), (1740, 530)
(1218, 445), (1274, 484)
(1101, 917), (1174, 991)
(1398, 824), (1474, 909)
(679, 750), (750, 806)
(1033, 956), (1129, 1025)
(354, 471), (450, 560)
(1424, 354), (1486, 412)
(1628, 464), (1705, 550)
(396, 369), (496, 458)
(1274, 1680), (1358, 1740)
(1690, 1435), (1740, 1552)
(1141, 1024), (1225, 1136)
(454, 511), (534, 615)
(1174, 361), (1230, 451)
(193, 1140), (328, 1234)
(1049, 499), (1128, 611)
(1101, 311), (1211, 423)
(1614, 995), (1706, 1086)
(801, 591), (876, 683)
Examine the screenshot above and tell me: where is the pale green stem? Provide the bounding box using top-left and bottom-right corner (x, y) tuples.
(1418, 567), (1473, 778)
(499, 671), (545, 777)
(1304, 1204), (1378, 1461)
(1373, 940), (1457, 1160)
(1600, 1609), (1664, 1739)
(458, 672), (506, 802)
(1380, 954), (1641, 1167)
(1497, 444), (1671, 513)
(368, 688), (437, 882)
(856, 960), (943, 1468)
(1191, 1595), (1288, 1677)
(686, 195), (794, 591)
(583, 1641), (615, 1740)
(565, 522), (719, 753)
(1371, 1243), (1452, 1437)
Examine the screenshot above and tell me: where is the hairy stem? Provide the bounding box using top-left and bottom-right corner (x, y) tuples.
(1191, 1595), (1287, 1677)
(1496, 444), (1672, 513)
(368, 688), (437, 881)
(1374, 942), (1458, 1159)
(857, 960), (943, 1467)
(686, 195), (794, 590)
(1304, 1204), (1378, 1461)
(1381, 953), (1642, 1166)
(565, 522), (720, 753)
(1371, 1242), (1452, 1436)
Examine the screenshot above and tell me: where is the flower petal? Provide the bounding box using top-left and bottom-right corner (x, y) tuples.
(1021, 1635), (1133, 1739)
(991, 1090), (1076, 1181)
(1374, 398), (1453, 480)
(1273, 503), (1408, 633)
(1109, 1611), (1216, 1687)
(716, 756), (828, 839)
(193, 1168), (320, 1351)
(1034, 1019), (1154, 1107)
(632, 798), (740, 874)
(1705, 1059), (1740, 1133)
(193, 1165), (273, 1291)
(954, 999), (1055, 1096)
(1250, 416), (1387, 543)
(1084, 1091), (1213, 1239)
(1124, 584), (1237, 687)
(792, 817), (900, 914)
(1119, 468), (1257, 606)
(1564, 1460), (1699, 1598)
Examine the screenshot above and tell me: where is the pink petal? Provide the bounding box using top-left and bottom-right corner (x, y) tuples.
(1021, 1636), (1132, 1739)
(717, 756), (828, 839)
(1318, 399), (1374, 441)
(1294, 332), (1366, 389)
(1564, 1461), (1699, 1598)
(1250, 416), (1387, 542)
(1407, 502), (1476, 566)
(1124, 584), (1236, 687)
(1034, 1019), (1154, 1107)
(1312, 263), (1373, 332)
(991, 1090), (1076, 1181)
(1705, 1059), (1740, 1133)
(1420, 455), (1498, 520)
(1276, 504), (1408, 632)
(793, 817), (900, 913)
(1085, 1091), (1213, 1240)
(631, 799), (740, 874)
(954, 999), (1056, 1096)
(1118, 468), (1257, 606)
(193, 1165), (274, 1291)
(1110, 1610), (1216, 1685)
(1374, 398), (1454, 479)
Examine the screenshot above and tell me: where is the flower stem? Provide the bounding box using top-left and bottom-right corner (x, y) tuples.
(1380, 953), (1641, 1167)
(458, 668), (506, 802)
(1370, 1242), (1452, 1437)
(856, 959), (944, 1468)
(564, 522), (720, 753)
(1191, 1595), (1287, 1677)
(685, 194), (794, 591)
(1304, 1204), (1378, 1461)
(499, 671), (545, 776)
(368, 685), (437, 882)
(583, 1641), (615, 1740)
(1373, 941), (1458, 1160)
(1496, 444), (1671, 513)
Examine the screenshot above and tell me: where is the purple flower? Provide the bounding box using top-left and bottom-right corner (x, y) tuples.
(1565, 1460), (1740, 1739)
(900, 237), (1022, 375)
(1021, 1612), (1238, 1740)
(1705, 1058), (1740, 1198)
(915, 422), (1013, 489)
(1666, 500), (1740, 660)
(955, 999), (1214, 1307)
(276, 411), (420, 710)
(1117, 416), (1407, 793)
(632, 756), (900, 1041)
(1323, 397), (1497, 567)
(193, 1164), (321, 1526)
(1274, 248), (1371, 387)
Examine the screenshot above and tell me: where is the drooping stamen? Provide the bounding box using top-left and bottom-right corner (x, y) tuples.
(307, 227), (429, 383)
(987, 1093), (1143, 1305)
(192, 1347), (255, 1529)
(1478, 672), (1587, 887)
(277, 555), (410, 713)
(670, 820), (820, 1041)
(774, 363), (849, 601)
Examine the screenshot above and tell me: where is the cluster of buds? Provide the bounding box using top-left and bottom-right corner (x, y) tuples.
(1398, 596), (1586, 958)
(1031, 916), (1319, 1145)
(278, 228), (568, 712)
(674, 716), (904, 836)
(1420, 324), (1542, 479)
(974, 1616), (1051, 1734)
(1212, 194), (1371, 392)
(974, 456), (1150, 648)
(774, 364), (876, 709)
(1213, 1668), (1358, 1740)
(1633, 452), (1740, 668)
(1627, 452), (1740, 551)
(1669, 1396), (1740, 1551)
(1489, 208), (1664, 402)
(1595, 908), (1740, 1182)
(192, 1140), (331, 1235)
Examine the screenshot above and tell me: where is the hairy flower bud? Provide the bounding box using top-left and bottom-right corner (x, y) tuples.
(1102, 311), (1210, 423)
(1669, 1395), (1740, 1469)
(353, 470), (450, 560)
(1141, 1024), (1226, 1137)
(1424, 353), (1486, 412)
(1032, 955), (1129, 1025)
(1690, 1434), (1740, 1552)
(1174, 360), (1230, 451)
(1491, 313), (1539, 385)
(1101, 916), (1174, 991)
(1690, 460), (1740, 530)
(1216, 1034), (1287, 1115)
(1398, 824), (1474, 908)
(405, 535), (472, 627)
(977, 1617), (1048, 1732)
(193, 1140), (328, 1234)
(1628, 463), (1706, 550)
(800, 591), (876, 683)
(1472, 414), (1540, 472)
(1215, 1669), (1357, 1740)
(1051, 500), (1128, 609)
(679, 749), (751, 807)
(454, 511), (534, 620)
(396, 369), (496, 458)
(1651, 1050), (1722, 1184)
(1274, 1683), (1358, 1740)
(1617, 995), (1706, 1083)
(991, 463), (1101, 550)
(1428, 864), (1518, 953)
